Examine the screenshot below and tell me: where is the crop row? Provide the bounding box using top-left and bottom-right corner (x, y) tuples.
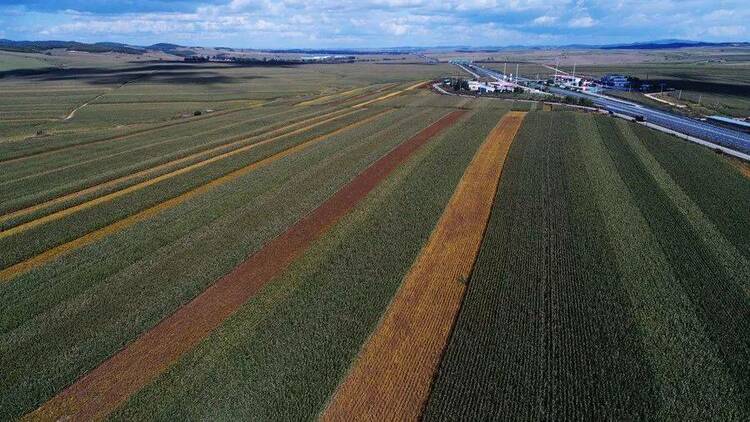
(0, 104), (447, 419)
(425, 111), (657, 420)
(0, 104), (362, 218)
(594, 115), (749, 416)
(0, 107), (389, 272)
(628, 122), (750, 259)
(104, 104), (511, 421)
(0, 105), (259, 162)
(426, 111), (749, 420)
(323, 111), (524, 421)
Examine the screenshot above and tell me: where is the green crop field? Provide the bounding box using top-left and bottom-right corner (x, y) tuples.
(425, 111), (750, 420)
(0, 53), (748, 421)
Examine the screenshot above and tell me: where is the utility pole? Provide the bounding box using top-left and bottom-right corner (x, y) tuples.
(503, 62), (507, 76)
(516, 63), (519, 82)
(554, 58), (559, 83)
(678, 90), (682, 100)
(572, 62), (576, 79)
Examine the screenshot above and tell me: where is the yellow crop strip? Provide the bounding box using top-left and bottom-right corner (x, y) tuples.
(295, 86), (369, 107)
(0, 110), (393, 283)
(322, 112), (527, 421)
(351, 81), (426, 108)
(0, 108), (361, 237)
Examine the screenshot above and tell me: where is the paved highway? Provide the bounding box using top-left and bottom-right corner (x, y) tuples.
(464, 63), (750, 155)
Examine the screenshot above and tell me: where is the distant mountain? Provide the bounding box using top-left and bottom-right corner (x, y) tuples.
(145, 43), (200, 57)
(1, 39), (749, 56)
(601, 40), (750, 50)
(0, 39), (144, 54)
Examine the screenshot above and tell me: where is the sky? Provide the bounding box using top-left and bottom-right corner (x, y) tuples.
(0, 0), (748, 49)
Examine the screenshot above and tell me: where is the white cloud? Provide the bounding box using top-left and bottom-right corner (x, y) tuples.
(532, 15), (558, 26)
(569, 15), (596, 28)
(704, 25), (747, 38)
(5, 0), (750, 48)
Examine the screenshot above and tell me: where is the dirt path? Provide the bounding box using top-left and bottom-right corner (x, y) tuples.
(64, 73), (153, 121)
(322, 111), (527, 422)
(64, 92), (106, 121)
(23, 109), (466, 421)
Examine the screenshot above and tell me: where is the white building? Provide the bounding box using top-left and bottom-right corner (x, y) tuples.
(488, 81), (515, 92)
(467, 80), (495, 93)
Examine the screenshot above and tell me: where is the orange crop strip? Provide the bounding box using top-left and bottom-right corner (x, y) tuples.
(22, 110), (464, 422)
(0, 108), (362, 238)
(0, 110), (392, 283)
(321, 111), (527, 421)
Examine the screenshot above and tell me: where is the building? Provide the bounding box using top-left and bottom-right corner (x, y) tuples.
(488, 81), (515, 92)
(467, 80), (495, 93)
(601, 74), (630, 90)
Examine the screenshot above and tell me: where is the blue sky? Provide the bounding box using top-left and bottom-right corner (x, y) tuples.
(0, 0), (748, 48)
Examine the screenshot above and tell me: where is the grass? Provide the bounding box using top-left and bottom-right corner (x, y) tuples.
(0, 52), (53, 72)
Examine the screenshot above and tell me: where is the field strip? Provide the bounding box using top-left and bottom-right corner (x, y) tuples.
(332, 83), (400, 106)
(22, 110), (466, 421)
(321, 111), (527, 422)
(352, 81), (427, 108)
(1, 83), (424, 227)
(0, 107), (364, 234)
(0, 105), (330, 187)
(0, 105), (265, 165)
(296, 86), (370, 106)
(0, 110), (393, 283)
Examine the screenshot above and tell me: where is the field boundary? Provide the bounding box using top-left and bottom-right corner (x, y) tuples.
(23, 109), (466, 421)
(321, 111), (527, 421)
(0, 110), (392, 282)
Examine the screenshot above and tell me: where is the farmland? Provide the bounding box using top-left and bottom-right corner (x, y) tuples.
(1, 54), (749, 421)
(424, 111), (750, 420)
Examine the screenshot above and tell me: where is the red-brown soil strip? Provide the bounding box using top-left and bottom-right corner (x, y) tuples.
(24, 109), (467, 422)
